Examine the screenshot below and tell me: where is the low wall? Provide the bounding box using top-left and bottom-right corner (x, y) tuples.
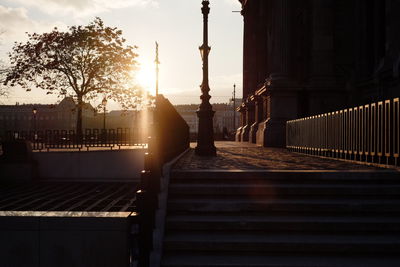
(33, 149), (144, 182)
(0, 211), (136, 267)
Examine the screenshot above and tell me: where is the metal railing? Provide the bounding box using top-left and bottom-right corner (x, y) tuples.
(286, 97), (399, 166)
(3, 128), (146, 151)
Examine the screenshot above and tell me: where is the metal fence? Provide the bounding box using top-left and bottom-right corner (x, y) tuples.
(3, 128), (146, 151)
(286, 97), (399, 166)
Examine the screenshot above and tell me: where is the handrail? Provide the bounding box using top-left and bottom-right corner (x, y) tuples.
(286, 97), (399, 166)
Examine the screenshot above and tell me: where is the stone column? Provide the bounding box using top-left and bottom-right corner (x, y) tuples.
(258, 0), (295, 147)
(269, 0), (289, 81)
(240, 99), (254, 142)
(249, 95), (262, 143)
(235, 104), (245, 142)
(242, 2), (258, 98)
(309, 0), (335, 86)
(306, 0), (345, 114)
(256, 89), (269, 146)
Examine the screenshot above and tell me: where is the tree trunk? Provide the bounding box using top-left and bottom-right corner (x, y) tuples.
(76, 95), (83, 141)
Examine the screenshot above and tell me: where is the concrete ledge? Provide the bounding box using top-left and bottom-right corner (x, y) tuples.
(0, 211), (137, 267)
(0, 162), (37, 182)
(34, 148), (144, 182)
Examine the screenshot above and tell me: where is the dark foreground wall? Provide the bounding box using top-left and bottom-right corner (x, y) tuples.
(0, 211), (136, 267)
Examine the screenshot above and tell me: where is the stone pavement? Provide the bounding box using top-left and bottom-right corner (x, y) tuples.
(173, 141), (383, 170)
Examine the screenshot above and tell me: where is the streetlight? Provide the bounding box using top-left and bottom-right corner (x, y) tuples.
(232, 84), (236, 131)
(32, 107), (37, 140)
(195, 0), (216, 156)
(102, 97), (107, 132)
(155, 41), (160, 97)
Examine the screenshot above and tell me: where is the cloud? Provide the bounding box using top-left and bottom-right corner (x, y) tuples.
(9, 0), (159, 17)
(0, 6), (65, 42)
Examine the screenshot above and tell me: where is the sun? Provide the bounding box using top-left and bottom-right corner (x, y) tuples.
(135, 61), (156, 95)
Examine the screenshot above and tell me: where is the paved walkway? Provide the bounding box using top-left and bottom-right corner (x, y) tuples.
(173, 142), (384, 171)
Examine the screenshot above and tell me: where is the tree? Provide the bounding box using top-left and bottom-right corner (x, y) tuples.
(0, 30), (9, 98)
(0, 64), (8, 98)
(5, 18), (141, 135)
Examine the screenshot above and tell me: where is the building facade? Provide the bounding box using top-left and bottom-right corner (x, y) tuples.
(0, 97), (150, 138)
(0, 97), (95, 135)
(175, 102), (240, 137)
(236, 0), (400, 147)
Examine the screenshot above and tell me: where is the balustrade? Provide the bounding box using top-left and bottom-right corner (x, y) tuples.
(287, 97), (400, 166)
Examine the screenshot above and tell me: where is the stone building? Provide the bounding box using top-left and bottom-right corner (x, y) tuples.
(0, 97), (149, 137)
(175, 102), (240, 135)
(236, 0), (400, 147)
(0, 97), (96, 135)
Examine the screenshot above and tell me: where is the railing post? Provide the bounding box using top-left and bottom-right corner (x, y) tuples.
(377, 101), (384, 164)
(384, 100), (391, 165)
(371, 103), (377, 163)
(343, 109), (348, 159)
(358, 106), (364, 161)
(364, 104), (370, 162)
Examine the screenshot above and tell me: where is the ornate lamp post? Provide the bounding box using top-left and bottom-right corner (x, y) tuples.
(155, 41), (160, 97)
(32, 107), (37, 134)
(232, 83), (236, 131)
(195, 0), (216, 156)
(101, 97), (107, 132)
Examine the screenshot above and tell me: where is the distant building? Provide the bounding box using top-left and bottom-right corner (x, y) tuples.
(0, 97), (95, 134)
(0, 97), (151, 138)
(175, 102), (240, 135)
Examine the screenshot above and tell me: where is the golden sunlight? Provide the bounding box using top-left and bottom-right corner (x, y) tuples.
(135, 61), (156, 95)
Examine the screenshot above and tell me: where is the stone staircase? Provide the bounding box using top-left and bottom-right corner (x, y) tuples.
(161, 170), (400, 267)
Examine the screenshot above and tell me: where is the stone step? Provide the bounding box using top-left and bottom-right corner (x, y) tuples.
(165, 215), (400, 232)
(161, 253), (400, 267)
(168, 183), (400, 197)
(171, 170), (400, 184)
(163, 170), (400, 266)
(163, 232), (400, 254)
(167, 199), (400, 214)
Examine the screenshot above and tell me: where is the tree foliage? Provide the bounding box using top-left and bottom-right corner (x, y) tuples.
(0, 31), (9, 98)
(5, 18), (143, 133)
(0, 64), (8, 98)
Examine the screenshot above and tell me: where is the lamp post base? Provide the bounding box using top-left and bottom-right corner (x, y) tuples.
(195, 145), (216, 156)
(195, 109), (216, 156)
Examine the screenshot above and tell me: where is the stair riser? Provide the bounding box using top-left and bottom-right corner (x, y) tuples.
(163, 242), (399, 254)
(168, 203), (400, 213)
(171, 171), (400, 181)
(169, 195), (400, 201)
(163, 170), (400, 266)
(171, 179), (400, 186)
(169, 186), (400, 197)
(166, 210), (400, 218)
(165, 222), (400, 233)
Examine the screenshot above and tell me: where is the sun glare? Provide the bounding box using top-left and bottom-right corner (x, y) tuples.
(135, 61), (156, 95)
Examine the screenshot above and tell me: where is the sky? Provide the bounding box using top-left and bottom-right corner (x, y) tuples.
(0, 0), (243, 110)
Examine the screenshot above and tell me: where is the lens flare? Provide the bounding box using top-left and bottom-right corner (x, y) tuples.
(135, 61), (156, 96)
